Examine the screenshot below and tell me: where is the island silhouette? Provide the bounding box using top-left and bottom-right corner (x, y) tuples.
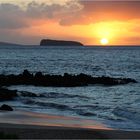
(40, 39), (84, 46)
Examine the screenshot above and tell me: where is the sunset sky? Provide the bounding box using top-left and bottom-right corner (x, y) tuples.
(0, 0), (140, 45)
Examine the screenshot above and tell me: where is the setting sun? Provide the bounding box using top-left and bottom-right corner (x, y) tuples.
(100, 38), (109, 45)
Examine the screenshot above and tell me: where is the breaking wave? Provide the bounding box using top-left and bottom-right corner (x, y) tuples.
(18, 91), (90, 99)
(112, 107), (140, 123)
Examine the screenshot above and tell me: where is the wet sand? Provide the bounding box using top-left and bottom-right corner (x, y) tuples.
(0, 110), (140, 139)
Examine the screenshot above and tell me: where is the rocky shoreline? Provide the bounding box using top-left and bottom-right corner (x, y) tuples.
(0, 70), (137, 87)
(0, 70), (137, 111)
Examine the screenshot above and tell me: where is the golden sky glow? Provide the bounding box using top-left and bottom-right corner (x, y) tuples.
(100, 38), (109, 45)
(0, 1), (140, 45)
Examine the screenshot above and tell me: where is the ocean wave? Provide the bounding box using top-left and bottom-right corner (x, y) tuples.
(19, 91), (45, 97)
(75, 109), (96, 116)
(74, 105), (110, 110)
(23, 99), (71, 111)
(112, 107), (140, 123)
(22, 99), (98, 117)
(43, 92), (89, 99)
(18, 91), (89, 99)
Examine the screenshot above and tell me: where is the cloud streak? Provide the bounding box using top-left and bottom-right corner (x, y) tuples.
(0, 0), (140, 45)
(0, 4), (29, 29)
(0, 0), (83, 29)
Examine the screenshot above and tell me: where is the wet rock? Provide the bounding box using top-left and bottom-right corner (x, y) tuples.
(0, 88), (18, 101)
(35, 72), (43, 78)
(0, 104), (13, 111)
(0, 70), (137, 87)
(23, 69), (33, 78)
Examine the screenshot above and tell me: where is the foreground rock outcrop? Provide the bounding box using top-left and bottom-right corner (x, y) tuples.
(0, 87), (45, 101)
(40, 39), (84, 46)
(0, 70), (137, 87)
(0, 88), (17, 101)
(0, 104), (13, 111)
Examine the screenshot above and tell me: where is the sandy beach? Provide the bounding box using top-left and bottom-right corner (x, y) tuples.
(0, 110), (140, 139)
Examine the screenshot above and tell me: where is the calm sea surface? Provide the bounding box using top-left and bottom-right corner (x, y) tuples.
(0, 45), (140, 130)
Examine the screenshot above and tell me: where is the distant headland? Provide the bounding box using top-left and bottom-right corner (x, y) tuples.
(0, 42), (22, 46)
(40, 39), (84, 46)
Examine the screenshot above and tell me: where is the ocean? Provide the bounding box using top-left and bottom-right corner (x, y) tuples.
(0, 45), (140, 130)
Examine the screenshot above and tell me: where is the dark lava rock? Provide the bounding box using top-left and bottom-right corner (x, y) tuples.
(40, 39), (84, 46)
(0, 70), (137, 87)
(0, 104), (13, 111)
(23, 69), (33, 77)
(0, 88), (18, 101)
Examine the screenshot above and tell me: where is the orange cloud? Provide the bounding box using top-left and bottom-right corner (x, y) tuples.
(0, 1), (140, 45)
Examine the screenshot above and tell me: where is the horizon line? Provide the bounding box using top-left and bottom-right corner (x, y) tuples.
(1, 41), (140, 47)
